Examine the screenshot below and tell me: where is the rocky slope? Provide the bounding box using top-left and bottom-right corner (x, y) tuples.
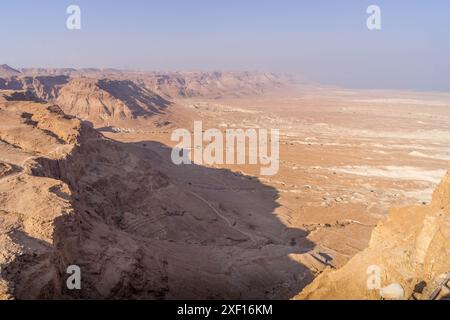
(0, 98), (313, 299)
(296, 166), (450, 300)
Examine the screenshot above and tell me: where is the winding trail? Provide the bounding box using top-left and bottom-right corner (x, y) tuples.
(186, 190), (257, 243)
(0, 144), (69, 184)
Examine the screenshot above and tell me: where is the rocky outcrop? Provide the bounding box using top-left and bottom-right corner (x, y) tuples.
(54, 78), (171, 124)
(296, 166), (450, 300)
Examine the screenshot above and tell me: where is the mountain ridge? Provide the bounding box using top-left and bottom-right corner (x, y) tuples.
(0, 64), (21, 77)
(0, 66), (295, 125)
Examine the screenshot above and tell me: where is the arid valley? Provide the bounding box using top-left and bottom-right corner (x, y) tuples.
(0, 65), (449, 300)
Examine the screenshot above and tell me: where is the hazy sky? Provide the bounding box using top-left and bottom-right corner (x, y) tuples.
(1, 0), (449, 91)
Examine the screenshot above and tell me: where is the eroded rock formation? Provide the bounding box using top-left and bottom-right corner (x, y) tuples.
(296, 167), (450, 300)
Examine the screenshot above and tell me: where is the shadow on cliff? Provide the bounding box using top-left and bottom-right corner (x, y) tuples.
(97, 79), (172, 116)
(2, 133), (316, 300)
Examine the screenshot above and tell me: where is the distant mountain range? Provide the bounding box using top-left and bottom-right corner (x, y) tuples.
(0, 64), (296, 125)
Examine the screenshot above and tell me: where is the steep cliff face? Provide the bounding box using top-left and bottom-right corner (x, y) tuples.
(54, 78), (171, 124)
(296, 166), (450, 300)
(0, 102), (85, 299)
(0, 75), (69, 100)
(433, 168), (450, 210)
(0, 100), (312, 299)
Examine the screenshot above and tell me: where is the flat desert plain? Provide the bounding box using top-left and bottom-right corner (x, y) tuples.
(106, 87), (450, 272)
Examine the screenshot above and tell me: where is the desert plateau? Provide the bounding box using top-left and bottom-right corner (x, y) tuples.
(0, 65), (448, 300)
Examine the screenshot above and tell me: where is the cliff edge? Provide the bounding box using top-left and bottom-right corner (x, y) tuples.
(296, 166), (450, 300)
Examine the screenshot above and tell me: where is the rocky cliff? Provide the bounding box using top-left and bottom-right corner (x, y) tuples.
(296, 166), (450, 300)
(0, 99), (312, 299)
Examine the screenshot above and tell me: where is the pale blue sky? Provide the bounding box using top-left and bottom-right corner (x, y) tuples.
(0, 1), (449, 91)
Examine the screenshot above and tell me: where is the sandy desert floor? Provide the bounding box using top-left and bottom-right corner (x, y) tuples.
(105, 86), (450, 273)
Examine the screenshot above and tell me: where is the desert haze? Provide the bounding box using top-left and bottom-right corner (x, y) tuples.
(0, 65), (449, 299)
